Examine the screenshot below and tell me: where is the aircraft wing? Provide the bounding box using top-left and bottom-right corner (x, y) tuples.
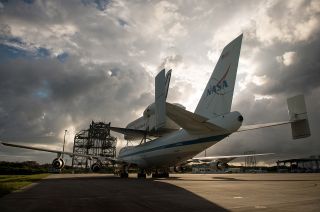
(166, 102), (228, 134)
(1, 142), (122, 163)
(190, 153), (274, 164)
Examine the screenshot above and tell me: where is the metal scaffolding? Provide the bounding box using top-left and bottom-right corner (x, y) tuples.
(244, 151), (257, 168)
(71, 121), (117, 169)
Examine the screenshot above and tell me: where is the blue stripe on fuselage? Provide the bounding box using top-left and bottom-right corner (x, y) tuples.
(119, 134), (229, 158)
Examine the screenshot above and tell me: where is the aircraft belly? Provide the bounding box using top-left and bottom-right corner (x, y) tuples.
(140, 140), (219, 168)
(122, 156), (147, 167)
(118, 130), (229, 169)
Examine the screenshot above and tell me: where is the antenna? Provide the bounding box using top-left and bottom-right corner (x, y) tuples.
(62, 129), (67, 159)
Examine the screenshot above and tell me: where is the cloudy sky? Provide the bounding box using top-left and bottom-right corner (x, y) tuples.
(0, 0), (319, 165)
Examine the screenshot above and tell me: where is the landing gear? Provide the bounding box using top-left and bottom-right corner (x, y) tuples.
(119, 165), (129, 178)
(137, 169), (146, 178)
(152, 170), (169, 178)
(120, 173), (128, 178)
(137, 173), (146, 178)
(152, 173), (169, 178)
(139, 132), (152, 145)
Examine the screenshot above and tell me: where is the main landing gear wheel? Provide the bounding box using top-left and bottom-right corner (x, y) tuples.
(137, 173), (146, 178)
(120, 173), (128, 178)
(152, 172), (169, 178)
(137, 169), (146, 178)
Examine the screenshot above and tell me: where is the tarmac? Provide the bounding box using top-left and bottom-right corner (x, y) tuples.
(0, 173), (319, 212)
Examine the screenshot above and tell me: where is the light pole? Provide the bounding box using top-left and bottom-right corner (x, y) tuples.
(62, 129), (67, 159)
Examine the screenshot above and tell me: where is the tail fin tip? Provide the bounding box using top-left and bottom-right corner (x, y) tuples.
(287, 94), (311, 139)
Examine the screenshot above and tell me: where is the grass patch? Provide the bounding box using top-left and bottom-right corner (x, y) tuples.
(0, 174), (49, 197)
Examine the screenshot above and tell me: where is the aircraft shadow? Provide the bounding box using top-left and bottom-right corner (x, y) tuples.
(211, 176), (320, 182)
(0, 175), (229, 212)
(159, 175), (320, 182)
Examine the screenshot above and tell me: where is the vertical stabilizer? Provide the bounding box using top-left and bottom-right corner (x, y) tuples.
(155, 69), (166, 130)
(195, 34), (243, 118)
(164, 69), (172, 99)
(287, 95), (311, 139)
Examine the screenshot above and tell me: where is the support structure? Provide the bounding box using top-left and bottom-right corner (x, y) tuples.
(244, 151), (256, 168)
(71, 121), (117, 170)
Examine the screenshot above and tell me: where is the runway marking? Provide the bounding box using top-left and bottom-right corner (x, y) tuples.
(13, 182), (39, 193)
(255, 205), (267, 209)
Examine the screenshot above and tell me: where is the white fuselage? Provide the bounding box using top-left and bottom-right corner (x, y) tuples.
(118, 130), (228, 168)
(118, 111), (243, 169)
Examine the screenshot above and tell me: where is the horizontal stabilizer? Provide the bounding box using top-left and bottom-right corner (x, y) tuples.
(237, 121), (291, 132)
(237, 95), (311, 140)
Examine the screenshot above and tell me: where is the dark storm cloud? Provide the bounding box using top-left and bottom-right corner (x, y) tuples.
(265, 40), (320, 96)
(82, 0), (112, 11)
(0, 0), (158, 163)
(0, 56), (153, 142)
(240, 30), (320, 98)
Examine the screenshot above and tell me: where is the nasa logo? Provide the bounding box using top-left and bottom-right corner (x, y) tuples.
(206, 80), (228, 96)
(206, 65), (231, 97)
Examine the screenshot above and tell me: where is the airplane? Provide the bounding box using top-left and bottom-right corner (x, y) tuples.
(1, 34), (311, 178)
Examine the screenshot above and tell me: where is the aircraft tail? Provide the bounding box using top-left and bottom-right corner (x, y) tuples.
(155, 69), (171, 130)
(287, 95), (311, 139)
(195, 34), (243, 118)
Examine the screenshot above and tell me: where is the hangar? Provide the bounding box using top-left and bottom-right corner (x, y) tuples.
(277, 156), (320, 172)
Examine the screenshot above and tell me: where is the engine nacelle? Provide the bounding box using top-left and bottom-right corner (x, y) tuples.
(173, 166), (184, 173)
(169, 166), (185, 173)
(210, 161), (229, 171)
(52, 158), (65, 169)
(91, 163), (101, 172)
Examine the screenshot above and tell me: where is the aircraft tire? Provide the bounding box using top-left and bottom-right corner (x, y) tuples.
(152, 172), (169, 178)
(137, 173), (146, 178)
(120, 173), (128, 178)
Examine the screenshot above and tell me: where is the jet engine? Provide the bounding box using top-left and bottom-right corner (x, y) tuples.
(91, 163), (102, 172)
(210, 161), (229, 170)
(172, 165), (186, 173)
(174, 166), (182, 172)
(52, 158), (65, 169)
